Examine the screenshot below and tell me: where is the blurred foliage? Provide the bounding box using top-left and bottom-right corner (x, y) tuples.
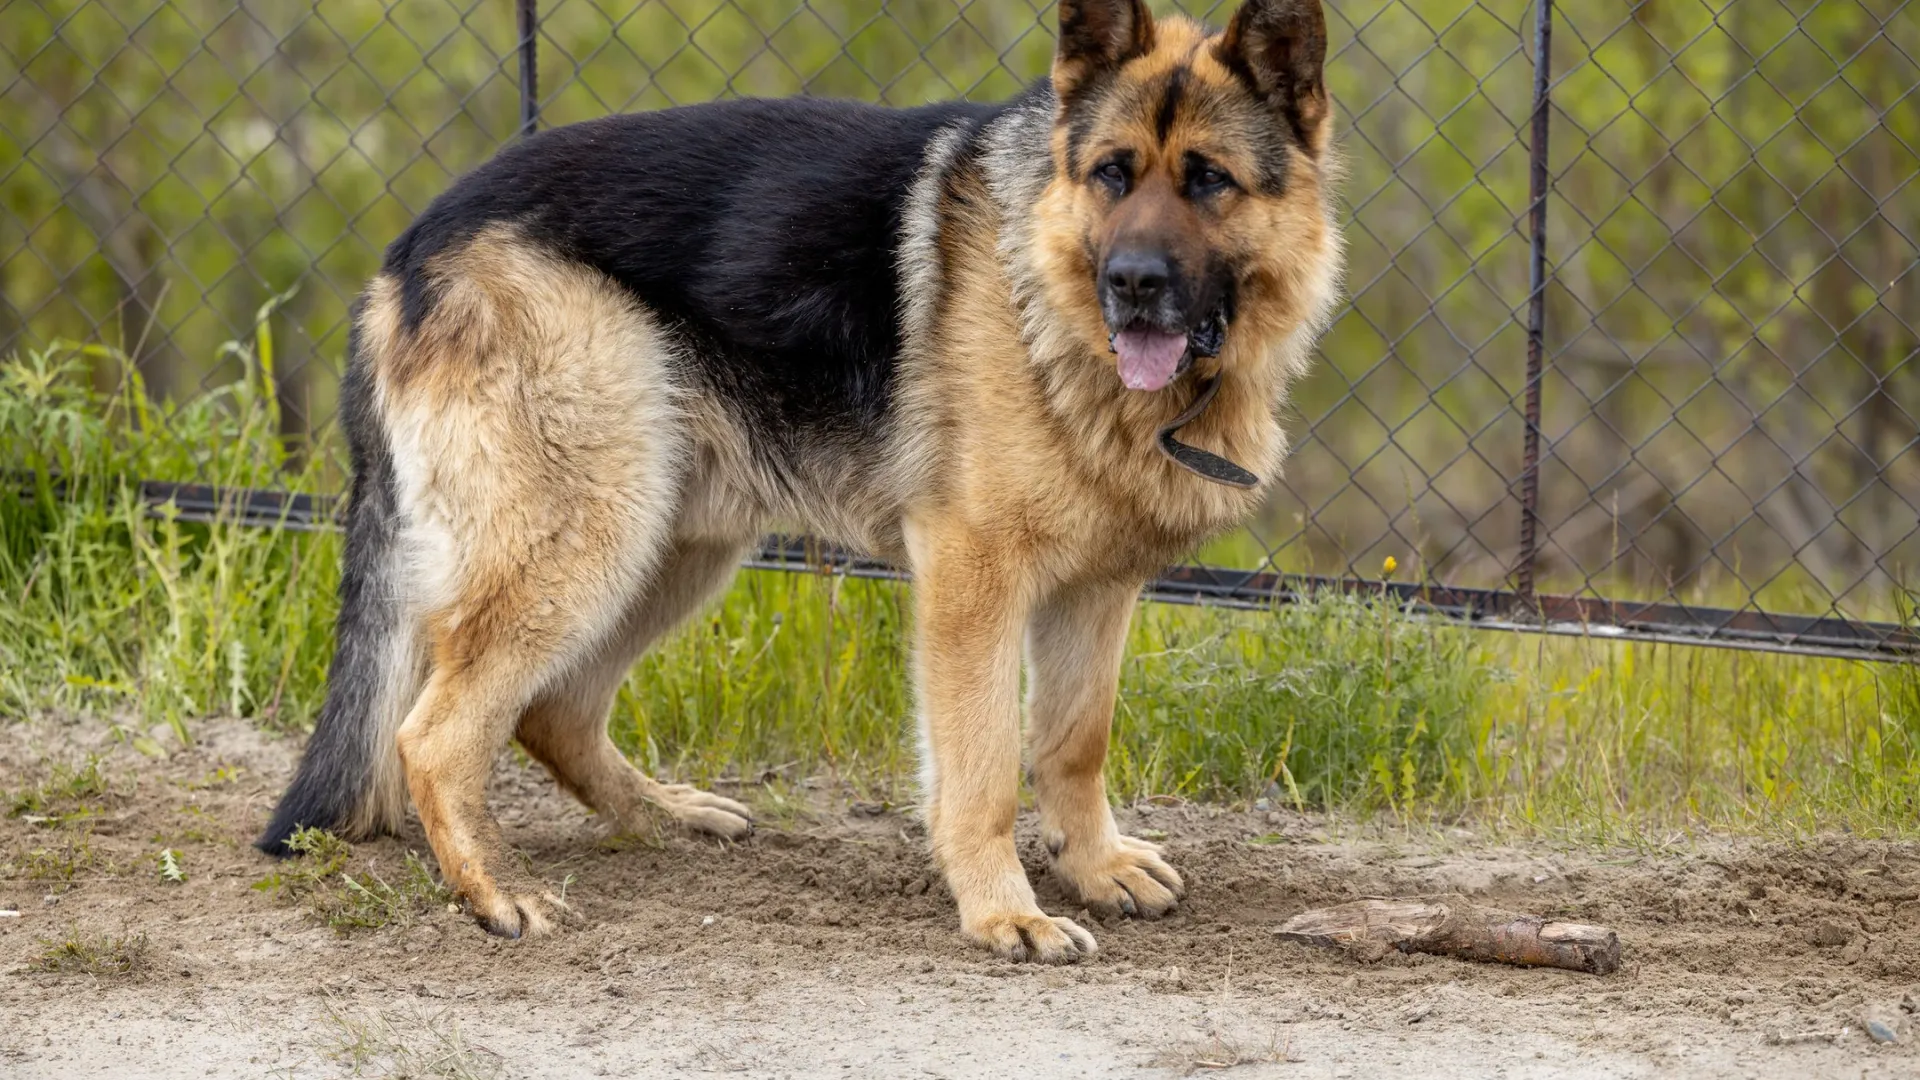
(1, 0), (1915, 612)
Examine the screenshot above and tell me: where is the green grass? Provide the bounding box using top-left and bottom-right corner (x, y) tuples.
(26, 928), (151, 977)
(252, 827), (452, 933)
(8, 754), (110, 824)
(11, 837), (105, 885)
(0, 317), (339, 742)
(3, 339), (1917, 838)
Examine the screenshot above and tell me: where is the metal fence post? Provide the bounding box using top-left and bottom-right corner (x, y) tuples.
(1516, 0), (1553, 613)
(517, 0), (540, 137)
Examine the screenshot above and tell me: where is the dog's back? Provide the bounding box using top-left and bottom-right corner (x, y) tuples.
(385, 97), (1007, 443)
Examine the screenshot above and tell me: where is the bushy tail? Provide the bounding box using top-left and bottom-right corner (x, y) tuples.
(256, 344), (421, 855)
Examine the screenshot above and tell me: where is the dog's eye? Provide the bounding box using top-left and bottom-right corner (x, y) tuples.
(1093, 161), (1128, 193)
(1188, 164), (1234, 197)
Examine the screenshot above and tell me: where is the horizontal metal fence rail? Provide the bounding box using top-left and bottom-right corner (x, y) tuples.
(2, 0), (1915, 661)
(118, 479), (1920, 661)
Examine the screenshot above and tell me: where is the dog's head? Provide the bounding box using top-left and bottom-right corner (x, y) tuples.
(1034, 0), (1335, 391)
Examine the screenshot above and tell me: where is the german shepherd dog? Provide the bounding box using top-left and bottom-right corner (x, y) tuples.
(259, 0), (1341, 963)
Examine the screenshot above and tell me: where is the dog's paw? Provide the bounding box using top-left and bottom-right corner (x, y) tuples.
(963, 909), (1098, 964)
(464, 878), (578, 940)
(1053, 834), (1185, 920)
(652, 782), (754, 841)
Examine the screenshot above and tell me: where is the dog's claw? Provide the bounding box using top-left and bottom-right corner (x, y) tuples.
(649, 782), (755, 841)
(1054, 834), (1184, 920)
(966, 911), (1098, 964)
(467, 882), (574, 939)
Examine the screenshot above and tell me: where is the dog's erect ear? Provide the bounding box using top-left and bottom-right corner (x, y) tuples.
(1053, 0), (1156, 99)
(1214, 0), (1330, 153)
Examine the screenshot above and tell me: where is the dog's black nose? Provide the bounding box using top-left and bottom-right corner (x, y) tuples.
(1104, 249), (1170, 309)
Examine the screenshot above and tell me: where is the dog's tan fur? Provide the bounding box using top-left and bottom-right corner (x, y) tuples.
(344, 1), (1340, 957)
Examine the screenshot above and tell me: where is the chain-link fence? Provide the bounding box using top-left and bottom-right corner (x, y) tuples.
(3, 0), (1916, 657)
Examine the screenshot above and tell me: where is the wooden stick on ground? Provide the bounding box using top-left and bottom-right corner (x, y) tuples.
(1276, 899), (1621, 975)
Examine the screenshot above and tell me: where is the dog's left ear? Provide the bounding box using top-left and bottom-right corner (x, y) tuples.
(1214, 0), (1330, 155)
(1053, 0), (1156, 100)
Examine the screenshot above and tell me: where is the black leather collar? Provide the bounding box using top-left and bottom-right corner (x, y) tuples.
(1156, 373), (1258, 489)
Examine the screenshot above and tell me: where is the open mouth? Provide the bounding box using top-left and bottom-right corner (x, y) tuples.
(1107, 309), (1228, 392)
(1112, 326), (1189, 391)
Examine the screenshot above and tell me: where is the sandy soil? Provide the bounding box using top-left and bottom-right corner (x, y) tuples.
(1, 715), (1916, 1079)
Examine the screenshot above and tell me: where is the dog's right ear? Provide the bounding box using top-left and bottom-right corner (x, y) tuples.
(1053, 0), (1156, 100)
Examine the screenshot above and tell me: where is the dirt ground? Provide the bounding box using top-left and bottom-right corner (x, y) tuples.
(1, 715), (1916, 1079)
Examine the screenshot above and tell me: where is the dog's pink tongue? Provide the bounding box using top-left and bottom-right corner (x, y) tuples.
(1113, 328), (1187, 391)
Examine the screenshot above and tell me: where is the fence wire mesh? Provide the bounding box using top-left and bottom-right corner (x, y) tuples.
(2, 0), (1916, 655)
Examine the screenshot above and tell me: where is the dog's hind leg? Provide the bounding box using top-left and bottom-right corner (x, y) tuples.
(391, 435), (678, 939)
(376, 230), (689, 938)
(515, 537), (755, 842)
(1027, 577), (1184, 919)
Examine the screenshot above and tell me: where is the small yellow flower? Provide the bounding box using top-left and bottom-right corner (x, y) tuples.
(1382, 555), (1399, 578)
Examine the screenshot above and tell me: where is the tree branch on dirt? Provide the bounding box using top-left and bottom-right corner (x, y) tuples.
(1276, 899), (1621, 975)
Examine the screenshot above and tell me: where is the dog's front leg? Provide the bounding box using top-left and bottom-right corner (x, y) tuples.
(909, 522), (1097, 963)
(1028, 577), (1184, 919)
